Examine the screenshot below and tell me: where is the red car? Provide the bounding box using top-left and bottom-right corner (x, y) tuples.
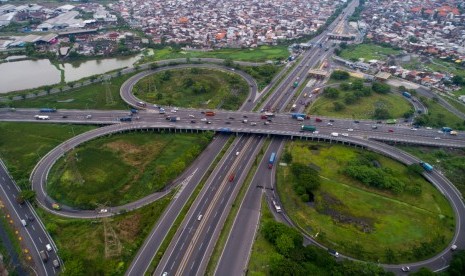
(229, 174), (235, 182)
(388, 129), (394, 133)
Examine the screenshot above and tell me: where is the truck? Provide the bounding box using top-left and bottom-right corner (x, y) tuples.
(268, 152), (276, 169)
(219, 128), (232, 133)
(420, 162), (433, 172)
(402, 91), (412, 98)
(442, 127), (453, 133)
(264, 112), (275, 118)
(170, 116), (180, 122)
(312, 88), (321, 94)
(293, 81), (299, 88)
(119, 117), (132, 122)
(301, 125), (316, 132)
(291, 113), (307, 119)
(40, 108), (56, 113)
(34, 115), (50, 120)
(386, 119), (397, 124)
(205, 111), (215, 116)
(39, 250), (48, 262)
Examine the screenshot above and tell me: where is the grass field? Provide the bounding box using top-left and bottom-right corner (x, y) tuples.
(36, 192), (172, 275)
(140, 45), (290, 63)
(48, 131), (212, 209)
(339, 43), (401, 62)
(133, 68), (248, 110)
(0, 123), (95, 187)
(9, 73), (135, 110)
(308, 92), (411, 119)
(247, 197), (276, 276)
(422, 98), (465, 130)
(277, 142), (454, 263)
(397, 146), (465, 198)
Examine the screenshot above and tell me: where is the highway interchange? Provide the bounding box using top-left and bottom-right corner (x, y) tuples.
(1, 0), (465, 275)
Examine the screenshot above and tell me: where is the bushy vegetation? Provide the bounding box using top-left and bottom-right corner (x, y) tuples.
(261, 220), (390, 276)
(343, 153), (422, 195)
(414, 97), (465, 130)
(330, 70), (350, 80)
(236, 63), (281, 91)
(290, 163), (321, 202)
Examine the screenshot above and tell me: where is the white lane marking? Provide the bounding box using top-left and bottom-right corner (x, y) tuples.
(39, 237), (43, 243)
(31, 225), (36, 231)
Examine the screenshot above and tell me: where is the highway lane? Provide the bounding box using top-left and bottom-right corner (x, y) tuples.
(215, 138), (283, 276)
(0, 159), (61, 275)
(155, 135), (263, 276)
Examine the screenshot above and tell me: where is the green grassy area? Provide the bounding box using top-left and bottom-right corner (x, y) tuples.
(339, 43), (401, 62)
(7, 73), (135, 110)
(146, 135), (235, 273)
(134, 68), (248, 110)
(140, 45), (290, 63)
(247, 197), (277, 276)
(397, 146), (465, 198)
(48, 131), (213, 209)
(444, 97), (465, 115)
(36, 193), (172, 275)
(420, 98), (465, 130)
(205, 139), (269, 275)
(308, 92), (411, 119)
(277, 142), (454, 263)
(0, 123), (95, 188)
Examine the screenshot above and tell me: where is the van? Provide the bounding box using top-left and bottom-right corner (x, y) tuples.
(21, 219), (27, 227)
(39, 250), (48, 262)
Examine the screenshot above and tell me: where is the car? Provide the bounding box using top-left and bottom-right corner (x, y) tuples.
(353, 120), (360, 123)
(267, 119), (272, 122)
(426, 127), (432, 130)
(250, 122), (257, 126)
(434, 137), (441, 140)
(401, 266), (410, 272)
(451, 244), (458, 251)
(347, 128), (354, 132)
(190, 120), (196, 123)
(206, 121), (212, 124)
(243, 115), (248, 118)
(26, 214), (34, 222)
(410, 128), (417, 131)
(229, 116), (235, 120)
(313, 131), (319, 134)
(189, 114), (195, 118)
(236, 151), (240, 156)
(328, 248), (339, 258)
(225, 121), (231, 124)
(372, 125), (378, 129)
(86, 115), (92, 119)
(171, 110), (176, 113)
(376, 121), (382, 124)
(197, 214), (203, 221)
(327, 122), (333, 126)
(242, 119), (248, 123)
(162, 273), (168, 276)
(200, 118), (207, 122)
(388, 129), (394, 133)
(53, 259), (60, 268)
(46, 244), (52, 252)
(173, 107), (178, 111)
(21, 219), (27, 227)
(62, 115), (68, 118)
(438, 130), (443, 133)
(341, 133), (349, 137)
(99, 209), (108, 213)
(329, 119), (335, 122)
(264, 121), (270, 125)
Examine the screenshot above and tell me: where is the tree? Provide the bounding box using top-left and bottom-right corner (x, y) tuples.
(161, 70), (172, 81)
(282, 151), (293, 163)
(351, 79), (364, 91)
(333, 102), (345, 111)
(223, 58), (234, 67)
(372, 82), (391, 94)
(19, 189), (36, 202)
(324, 87), (339, 99)
(410, 267), (435, 276)
(447, 250), (465, 276)
(452, 75), (464, 85)
(330, 70), (350, 80)
(407, 164), (424, 176)
(373, 107), (391, 119)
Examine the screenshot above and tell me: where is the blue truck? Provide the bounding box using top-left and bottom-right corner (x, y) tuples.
(119, 117), (132, 122)
(268, 152), (276, 169)
(442, 127), (453, 133)
(40, 108), (57, 113)
(291, 113), (307, 119)
(420, 162), (433, 172)
(218, 128), (232, 133)
(402, 91), (411, 98)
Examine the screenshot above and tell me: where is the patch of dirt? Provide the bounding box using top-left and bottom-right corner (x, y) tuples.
(317, 192), (374, 233)
(116, 213), (141, 241)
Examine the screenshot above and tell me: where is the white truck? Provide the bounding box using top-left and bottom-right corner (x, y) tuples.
(331, 132), (339, 137)
(34, 115), (50, 120)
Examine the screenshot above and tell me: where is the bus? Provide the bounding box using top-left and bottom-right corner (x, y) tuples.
(272, 200), (282, 213)
(268, 152), (276, 169)
(386, 119), (397, 124)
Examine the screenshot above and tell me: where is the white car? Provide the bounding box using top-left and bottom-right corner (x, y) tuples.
(313, 131), (319, 134)
(171, 110), (177, 113)
(426, 127), (432, 130)
(189, 114), (195, 118)
(341, 133), (349, 137)
(200, 118), (207, 122)
(197, 214), (203, 221)
(250, 122), (257, 126)
(434, 137), (441, 140)
(327, 122), (333, 126)
(410, 128), (418, 131)
(347, 128), (354, 132)
(46, 244), (52, 252)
